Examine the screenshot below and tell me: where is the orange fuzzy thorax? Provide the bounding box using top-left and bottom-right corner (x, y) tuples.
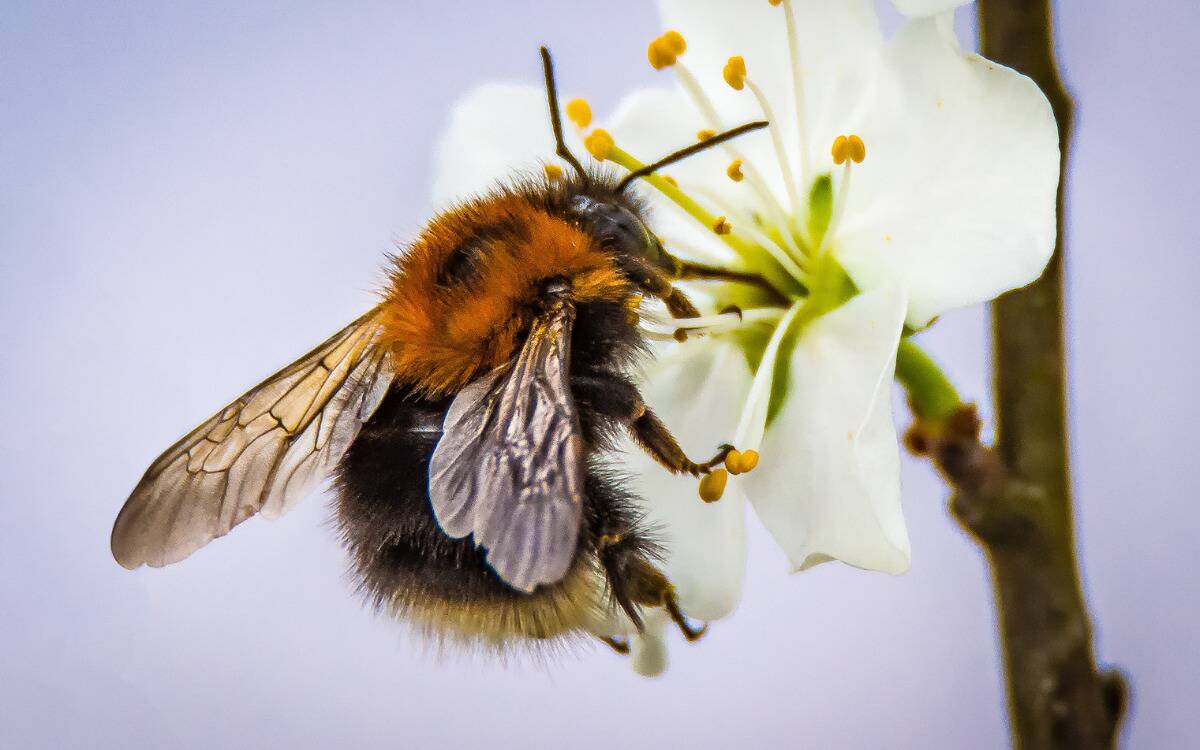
(380, 195), (631, 398)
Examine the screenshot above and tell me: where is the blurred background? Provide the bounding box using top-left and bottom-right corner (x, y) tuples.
(2, 1), (1196, 747)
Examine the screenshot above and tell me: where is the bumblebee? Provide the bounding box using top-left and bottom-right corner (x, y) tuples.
(111, 49), (766, 655)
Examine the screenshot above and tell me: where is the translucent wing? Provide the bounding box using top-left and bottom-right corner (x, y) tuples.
(111, 309), (395, 569)
(428, 293), (584, 593)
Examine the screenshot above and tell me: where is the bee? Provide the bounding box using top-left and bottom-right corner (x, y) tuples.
(111, 48), (766, 656)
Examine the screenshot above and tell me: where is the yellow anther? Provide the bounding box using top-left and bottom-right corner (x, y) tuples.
(769, 0), (783, 5)
(662, 175), (678, 187)
(726, 159), (744, 182)
(723, 56), (747, 91)
(565, 98), (592, 129)
(739, 449), (760, 472)
(696, 129), (716, 142)
(724, 449), (745, 474)
(712, 216), (731, 235)
(831, 133), (867, 165)
(648, 32), (686, 70)
(698, 469), (729, 503)
(661, 30), (687, 55)
(543, 164), (563, 180)
(585, 129), (614, 161)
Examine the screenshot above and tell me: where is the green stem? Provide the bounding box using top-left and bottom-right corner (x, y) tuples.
(895, 338), (961, 424)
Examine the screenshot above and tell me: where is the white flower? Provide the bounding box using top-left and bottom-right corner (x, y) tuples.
(430, 0), (1058, 674)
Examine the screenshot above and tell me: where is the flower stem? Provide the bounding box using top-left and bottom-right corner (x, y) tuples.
(894, 338), (960, 424)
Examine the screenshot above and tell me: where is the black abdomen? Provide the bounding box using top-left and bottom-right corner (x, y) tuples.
(333, 387), (532, 611)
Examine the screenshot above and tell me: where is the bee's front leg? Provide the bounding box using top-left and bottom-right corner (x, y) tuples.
(570, 373), (732, 477)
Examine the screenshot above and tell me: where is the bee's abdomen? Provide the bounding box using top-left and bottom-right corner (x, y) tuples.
(332, 385), (612, 644)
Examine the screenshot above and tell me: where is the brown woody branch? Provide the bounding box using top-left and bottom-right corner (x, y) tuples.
(907, 2), (1127, 747)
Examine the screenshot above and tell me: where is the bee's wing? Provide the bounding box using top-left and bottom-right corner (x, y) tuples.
(428, 295), (584, 593)
(111, 309), (395, 570)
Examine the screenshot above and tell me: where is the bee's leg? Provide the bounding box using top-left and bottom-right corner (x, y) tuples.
(570, 373), (732, 476)
(596, 636), (630, 655)
(631, 408), (734, 477)
(597, 535), (708, 643)
(625, 264), (701, 323)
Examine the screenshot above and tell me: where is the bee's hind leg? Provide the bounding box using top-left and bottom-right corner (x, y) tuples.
(598, 535), (709, 643)
(597, 635), (630, 655)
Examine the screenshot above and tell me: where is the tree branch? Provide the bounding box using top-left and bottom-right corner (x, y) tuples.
(907, 2), (1126, 747)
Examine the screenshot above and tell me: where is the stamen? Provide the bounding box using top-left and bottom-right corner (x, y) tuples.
(671, 59), (810, 264)
(696, 129), (716, 142)
(724, 448), (760, 475)
(661, 30), (687, 55)
(744, 75), (804, 220)
(831, 134), (866, 165)
(740, 449), (760, 472)
(726, 159), (744, 181)
(604, 142), (802, 284)
(662, 175), (678, 187)
(775, 0), (812, 187)
(733, 301), (804, 451)
(691, 185), (810, 282)
(698, 469), (728, 503)
(544, 164), (563, 180)
(712, 216), (732, 235)
(647, 30), (687, 70)
(821, 135), (866, 254)
(640, 309), (742, 330)
(722, 56), (747, 91)
(638, 306), (784, 345)
(565, 98), (592, 130)
(584, 129), (614, 161)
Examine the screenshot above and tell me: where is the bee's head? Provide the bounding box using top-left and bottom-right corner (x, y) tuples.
(568, 195), (681, 286)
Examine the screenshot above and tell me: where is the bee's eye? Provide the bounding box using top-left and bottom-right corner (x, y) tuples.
(569, 196), (674, 274)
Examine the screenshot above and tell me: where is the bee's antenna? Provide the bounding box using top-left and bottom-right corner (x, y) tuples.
(540, 46), (588, 181)
(616, 121), (769, 192)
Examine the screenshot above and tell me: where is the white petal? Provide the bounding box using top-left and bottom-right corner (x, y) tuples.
(742, 285), (911, 574)
(629, 609), (672, 677)
(832, 19), (1059, 326)
(430, 84), (575, 209)
(627, 337), (753, 621)
(892, 0), (972, 17)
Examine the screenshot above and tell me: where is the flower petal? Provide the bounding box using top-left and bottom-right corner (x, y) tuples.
(832, 19), (1059, 326)
(629, 609), (671, 677)
(891, 0), (972, 17)
(742, 285), (911, 574)
(430, 83), (572, 209)
(627, 337), (753, 621)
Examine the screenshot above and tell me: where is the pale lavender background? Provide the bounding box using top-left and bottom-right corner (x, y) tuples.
(1, 1), (1197, 748)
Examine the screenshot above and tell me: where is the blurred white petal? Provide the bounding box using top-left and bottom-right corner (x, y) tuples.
(630, 609), (672, 677)
(430, 83), (572, 209)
